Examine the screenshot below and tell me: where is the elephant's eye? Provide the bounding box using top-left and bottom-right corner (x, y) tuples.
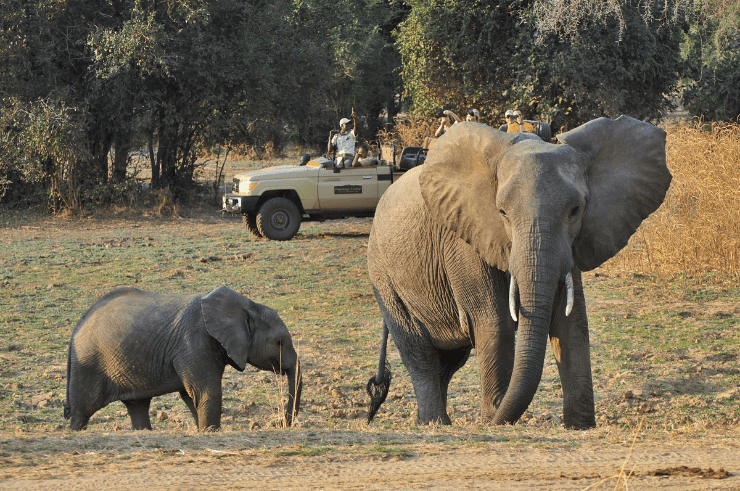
(569, 206), (580, 219)
(499, 209), (507, 218)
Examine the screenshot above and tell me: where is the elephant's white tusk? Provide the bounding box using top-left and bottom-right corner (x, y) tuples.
(509, 275), (518, 322)
(565, 272), (574, 317)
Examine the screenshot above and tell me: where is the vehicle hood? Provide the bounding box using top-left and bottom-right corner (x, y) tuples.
(233, 165), (319, 181)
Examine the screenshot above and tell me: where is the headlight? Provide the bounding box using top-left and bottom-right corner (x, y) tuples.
(232, 178), (240, 192)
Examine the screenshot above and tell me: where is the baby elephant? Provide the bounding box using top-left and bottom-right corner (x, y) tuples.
(64, 286), (302, 431)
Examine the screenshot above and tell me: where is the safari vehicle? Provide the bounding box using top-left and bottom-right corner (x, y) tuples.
(222, 149), (421, 241)
(499, 120), (552, 141)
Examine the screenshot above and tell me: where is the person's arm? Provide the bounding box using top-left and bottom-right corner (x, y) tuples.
(435, 118), (446, 137)
(444, 110), (462, 123)
(328, 131), (338, 155)
(351, 107), (358, 138)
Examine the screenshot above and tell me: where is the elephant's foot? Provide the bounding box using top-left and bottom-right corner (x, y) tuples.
(416, 408), (452, 426)
(69, 414), (89, 431)
(563, 413), (596, 430)
(123, 399), (153, 430)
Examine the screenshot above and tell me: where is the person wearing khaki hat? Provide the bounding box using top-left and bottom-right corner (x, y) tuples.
(328, 108), (358, 168)
(504, 108), (534, 133)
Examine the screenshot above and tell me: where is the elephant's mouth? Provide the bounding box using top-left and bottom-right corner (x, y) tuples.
(508, 271), (574, 322)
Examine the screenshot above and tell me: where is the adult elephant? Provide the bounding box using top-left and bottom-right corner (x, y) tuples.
(65, 286), (302, 431)
(366, 116), (671, 429)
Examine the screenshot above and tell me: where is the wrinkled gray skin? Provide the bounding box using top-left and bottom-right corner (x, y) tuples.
(64, 286), (302, 431)
(368, 116), (671, 429)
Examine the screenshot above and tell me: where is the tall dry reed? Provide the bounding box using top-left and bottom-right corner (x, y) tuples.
(379, 116), (740, 278)
(604, 119), (740, 278)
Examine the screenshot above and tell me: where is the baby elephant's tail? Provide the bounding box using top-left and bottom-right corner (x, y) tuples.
(366, 322), (391, 423)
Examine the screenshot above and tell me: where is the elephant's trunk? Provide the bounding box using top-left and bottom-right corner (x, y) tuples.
(494, 239), (564, 425)
(283, 359), (302, 427)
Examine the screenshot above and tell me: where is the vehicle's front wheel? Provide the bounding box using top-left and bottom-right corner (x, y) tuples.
(256, 197), (301, 241)
(243, 213), (262, 237)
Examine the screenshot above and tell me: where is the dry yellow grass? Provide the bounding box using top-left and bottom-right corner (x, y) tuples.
(382, 116), (740, 278)
(606, 119), (740, 278)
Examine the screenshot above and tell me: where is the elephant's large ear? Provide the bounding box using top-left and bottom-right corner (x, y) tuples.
(558, 116), (672, 271)
(419, 122), (528, 270)
(201, 286), (254, 370)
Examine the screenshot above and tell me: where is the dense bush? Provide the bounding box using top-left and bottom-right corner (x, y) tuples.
(0, 0), (403, 211)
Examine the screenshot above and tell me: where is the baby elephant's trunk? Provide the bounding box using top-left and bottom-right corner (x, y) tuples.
(284, 359), (302, 427)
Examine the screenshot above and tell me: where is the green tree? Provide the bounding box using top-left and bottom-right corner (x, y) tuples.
(1, 0), (406, 210)
(679, 0), (740, 121)
(395, 0), (683, 131)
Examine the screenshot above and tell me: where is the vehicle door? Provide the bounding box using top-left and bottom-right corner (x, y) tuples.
(317, 166), (378, 210)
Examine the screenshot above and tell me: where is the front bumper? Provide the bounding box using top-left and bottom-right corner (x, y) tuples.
(222, 194), (261, 214)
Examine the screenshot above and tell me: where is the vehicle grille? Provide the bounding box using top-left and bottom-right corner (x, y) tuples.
(232, 178), (240, 193)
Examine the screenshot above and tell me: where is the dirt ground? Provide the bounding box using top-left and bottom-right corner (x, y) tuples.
(1, 208), (739, 490)
(1, 434), (738, 490)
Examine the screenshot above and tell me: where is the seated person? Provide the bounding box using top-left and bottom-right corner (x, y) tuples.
(504, 109), (534, 133)
(434, 109), (462, 137)
(466, 108), (481, 122)
(352, 143), (379, 167)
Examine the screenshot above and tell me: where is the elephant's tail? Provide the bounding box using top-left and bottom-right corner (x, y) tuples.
(366, 322), (391, 423)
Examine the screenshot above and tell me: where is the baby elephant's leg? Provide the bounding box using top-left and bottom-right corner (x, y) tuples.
(182, 374), (223, 431)
(179, 389), (199, 427)
(122, 398), (153, 430)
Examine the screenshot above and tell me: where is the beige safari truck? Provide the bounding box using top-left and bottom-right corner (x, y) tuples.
(222, 150), (419, 241)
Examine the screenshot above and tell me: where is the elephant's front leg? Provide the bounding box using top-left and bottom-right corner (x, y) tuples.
(476, 326), (516, 421)
(466, 272), (517, 422)
(179, 389), (199, 427)
(181, 371), (224, 431)
(549, 268), (596, 429)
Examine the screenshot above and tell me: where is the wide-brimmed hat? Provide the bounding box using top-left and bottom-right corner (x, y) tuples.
(339, 118), (351, 125)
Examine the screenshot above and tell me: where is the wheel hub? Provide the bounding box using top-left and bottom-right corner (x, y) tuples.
(271, 211), (289, 230)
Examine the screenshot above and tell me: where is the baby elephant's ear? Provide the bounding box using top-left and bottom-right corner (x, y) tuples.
(558, 116), (672, 271)
(201, 286), (253, 370)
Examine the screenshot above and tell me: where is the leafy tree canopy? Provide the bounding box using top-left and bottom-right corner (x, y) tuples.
(395, 0), (684, 131)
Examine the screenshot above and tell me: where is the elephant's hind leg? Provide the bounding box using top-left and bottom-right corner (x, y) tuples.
(395, 330), (455, 425)
(439, 346), (472, 409)
(122, 398), (153, 430)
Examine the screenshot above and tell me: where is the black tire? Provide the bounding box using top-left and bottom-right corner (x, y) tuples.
(256, 197), (301, 241)
(535, 122), (552, 142)
(242, 213), (262, 237)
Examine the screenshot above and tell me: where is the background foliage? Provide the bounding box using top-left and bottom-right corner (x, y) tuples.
(0, 0), (402, 208)
(1, 0), (737, 212)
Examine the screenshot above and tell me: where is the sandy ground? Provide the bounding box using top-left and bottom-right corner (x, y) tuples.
(1, 438), (739, 490)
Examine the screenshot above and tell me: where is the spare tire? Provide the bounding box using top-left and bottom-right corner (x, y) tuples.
(533, 122), (552, 142)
